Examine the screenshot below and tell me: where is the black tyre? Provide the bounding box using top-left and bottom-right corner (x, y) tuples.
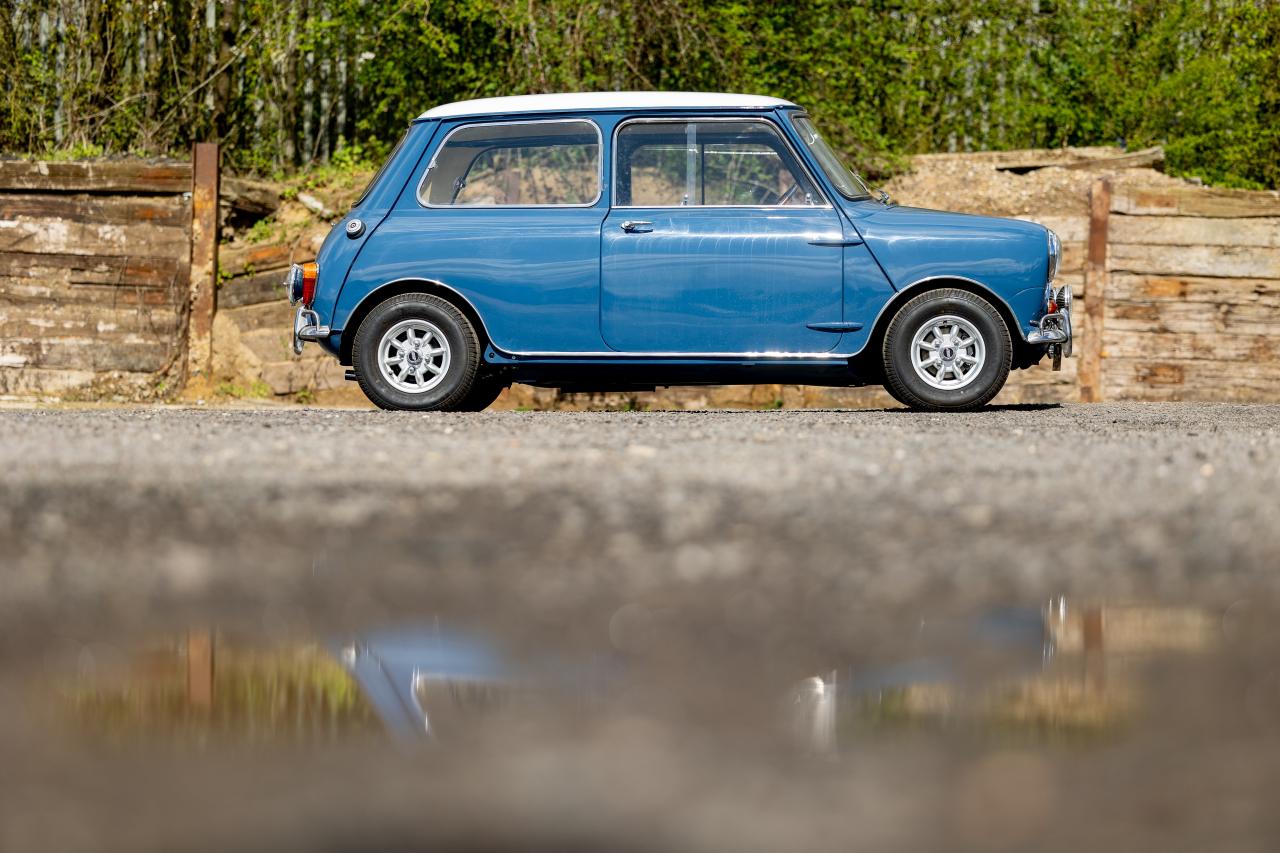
(454, 374), (508, 412)
(351, 293), (480, 411)
(881, 288), (1011, 411)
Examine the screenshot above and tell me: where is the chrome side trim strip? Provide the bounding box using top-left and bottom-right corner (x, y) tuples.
(806, 322), (863, 333)
(492, 350), (850, 360)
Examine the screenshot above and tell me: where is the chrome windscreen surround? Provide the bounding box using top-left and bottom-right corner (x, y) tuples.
(284, 264), (304, 305)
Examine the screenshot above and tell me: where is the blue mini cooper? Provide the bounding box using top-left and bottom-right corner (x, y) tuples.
(286, 92), (1071, 411)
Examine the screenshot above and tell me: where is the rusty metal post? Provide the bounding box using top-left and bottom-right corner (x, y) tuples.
(187, 629), (214, 710)
(187, 143), (219, 382)
(1079, 178), (1111, 402)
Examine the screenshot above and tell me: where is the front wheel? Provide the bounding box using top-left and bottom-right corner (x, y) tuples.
(882, 288), (1011, 411)
(351, 293), (481, 411)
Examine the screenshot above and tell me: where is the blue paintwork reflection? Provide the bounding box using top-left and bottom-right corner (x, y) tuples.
(336, 627), (617, 740)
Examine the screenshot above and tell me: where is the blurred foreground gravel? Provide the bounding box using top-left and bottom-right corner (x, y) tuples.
(2, 402), (1280, 852)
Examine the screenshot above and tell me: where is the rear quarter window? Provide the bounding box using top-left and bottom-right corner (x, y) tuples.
(418, 119), (602, 207)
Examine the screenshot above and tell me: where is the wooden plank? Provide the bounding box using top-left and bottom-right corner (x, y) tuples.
(1103, 329), (1277, 362)
(187, 143), (219, 380)
(0, 159), (192, 193)
(0, 279), (180, 306)
(917, 146), (1124, 170)
(1103, 358), (1280, 402)
(1, 336), (174, 372)
(1109, 243), (1280, 279)
(1108, 273), (1280, 306)
(0, 218), (190, 258)
(1112, 184), (1280, 218)
(1059, 241), (1087, 274)
(1105, 301), (1279, 336)
(219, 267), (288, 309)
(221, 299), (293, 333)
(220, 243), (297, 278)
(222, 177), (281, 216)
(0, 300), (184, 337)
(1079, 178), (1110, 402)
(238, 327), (296, 363)
(0, 193), (191, 227)
(0, 252), (183, 288)
(1109, 215), (1280, 248)
(0, 366), (125, 396)
(1060, 146), (1163, 171)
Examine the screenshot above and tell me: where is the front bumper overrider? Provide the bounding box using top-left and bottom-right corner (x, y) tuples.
(1026, 283), (1073, 370)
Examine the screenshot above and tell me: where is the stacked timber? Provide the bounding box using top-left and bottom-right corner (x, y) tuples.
(213, 232), (348, 398)
(1098, 179), (1280, 401)
(0, 160), (192, 398)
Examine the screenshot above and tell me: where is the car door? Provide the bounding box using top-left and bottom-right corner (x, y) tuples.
(601, 117), (845, 354)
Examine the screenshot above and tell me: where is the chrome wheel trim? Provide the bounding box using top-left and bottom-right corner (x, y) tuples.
(909, 314), (986, 391)
(377, 319), (451, 394)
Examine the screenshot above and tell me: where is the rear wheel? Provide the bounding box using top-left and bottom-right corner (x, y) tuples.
(882, 288), (1011, 411)
(454, 374), (508, 411)
(351, 293), (480, 411)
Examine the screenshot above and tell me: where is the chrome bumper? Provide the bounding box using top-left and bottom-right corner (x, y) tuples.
(292, 305), (331, 355)
(1026, 284), (1073, 370)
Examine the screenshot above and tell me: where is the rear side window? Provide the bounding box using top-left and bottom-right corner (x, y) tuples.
(614, 119), (824, 207)
(418, 119), (601, 207)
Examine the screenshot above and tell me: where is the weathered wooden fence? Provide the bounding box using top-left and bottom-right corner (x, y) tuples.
(2, 154), (1279, 405)
(0, 153), (217, 398)
(216, 237), (346, 397)
(1081, 178), (1280, 402)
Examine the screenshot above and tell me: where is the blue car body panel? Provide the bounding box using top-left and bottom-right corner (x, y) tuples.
(308, 103), (1053, 379)
(850, 202), (1050, 341)
(344, 204), (608, 354)
(600, 206), (845, 353)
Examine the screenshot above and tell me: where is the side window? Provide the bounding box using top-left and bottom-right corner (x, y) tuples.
(419, 119), (601, 206)
(615, 120), (823, 207)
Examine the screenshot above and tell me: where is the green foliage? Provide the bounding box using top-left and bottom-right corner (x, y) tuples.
(214, 380), (271, 399)
(2, 0), (1277, 187)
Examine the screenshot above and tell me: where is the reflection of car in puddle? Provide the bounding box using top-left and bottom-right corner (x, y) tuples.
(337, 628), (570, 740)
(789, 598), (1220, 754)
(51, 598), (1222, 751)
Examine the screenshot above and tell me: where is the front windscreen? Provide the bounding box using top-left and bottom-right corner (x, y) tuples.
(790, 115), (872, 201)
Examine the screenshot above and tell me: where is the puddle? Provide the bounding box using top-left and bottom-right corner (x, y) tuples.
(7, 597), (1280, 852)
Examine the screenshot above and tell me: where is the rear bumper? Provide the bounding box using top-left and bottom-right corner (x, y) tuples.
(292, 305), (331, 355)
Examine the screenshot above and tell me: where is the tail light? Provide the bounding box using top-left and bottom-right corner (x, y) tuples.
(300, 262), (319, 307)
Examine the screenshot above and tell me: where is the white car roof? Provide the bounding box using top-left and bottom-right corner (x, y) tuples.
(418, 92), (796, 120)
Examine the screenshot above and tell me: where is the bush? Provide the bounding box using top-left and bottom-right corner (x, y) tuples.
(1, 0), (1276, 187)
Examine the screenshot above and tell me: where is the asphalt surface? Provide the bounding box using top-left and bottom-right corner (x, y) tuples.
(2, 402), (1280, 852)
(2, 402), (1278, 630)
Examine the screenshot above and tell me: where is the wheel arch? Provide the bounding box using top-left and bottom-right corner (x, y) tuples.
(853, 276), (1034, 376)
(339, 278), (490, 366)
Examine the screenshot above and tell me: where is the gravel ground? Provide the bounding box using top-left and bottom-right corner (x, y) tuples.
(3, 402), (1280, 852)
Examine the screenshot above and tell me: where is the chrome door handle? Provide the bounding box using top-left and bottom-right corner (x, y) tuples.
(621, 220), (653, 233)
